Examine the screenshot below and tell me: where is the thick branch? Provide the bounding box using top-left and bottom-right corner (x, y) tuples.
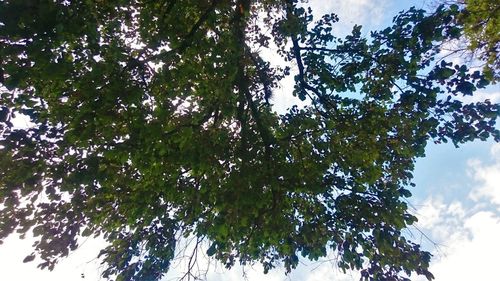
(245, 47), (274, 104)
(284, 1), (337, 114)
(233, 0), (275, 152)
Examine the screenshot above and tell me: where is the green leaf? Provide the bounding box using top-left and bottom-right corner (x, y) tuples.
(23, 254), (35, 263)
(206, 243), (217, 257)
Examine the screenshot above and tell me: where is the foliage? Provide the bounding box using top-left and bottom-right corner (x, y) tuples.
(0, 1), (498, 280)
(461, 0), (499, 79)
(440, 0), (499, 79)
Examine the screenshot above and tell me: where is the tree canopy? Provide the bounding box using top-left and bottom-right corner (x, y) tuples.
(440, 0), (500, 79)
(0, 1), (498, 280)
(461, 0), (499, 69)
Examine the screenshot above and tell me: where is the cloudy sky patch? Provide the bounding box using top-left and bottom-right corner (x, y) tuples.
(412, 141), (500, 280)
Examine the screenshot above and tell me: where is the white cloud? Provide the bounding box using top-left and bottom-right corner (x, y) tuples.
(417, 211), (500, 281)
(413, 142), (500, 280)
(308, 0), (390, 32)
(414, 198), (468, 244)
(468, 143), (500, 209)
(415, 197), (447, 229)
(459, 90), (500, 104)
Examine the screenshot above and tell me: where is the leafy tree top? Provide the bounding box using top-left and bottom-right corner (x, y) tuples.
(439, 0), (500, 80)
(0, 1), (498, 280)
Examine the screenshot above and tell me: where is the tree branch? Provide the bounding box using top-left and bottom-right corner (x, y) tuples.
(283, 0), (337, 116)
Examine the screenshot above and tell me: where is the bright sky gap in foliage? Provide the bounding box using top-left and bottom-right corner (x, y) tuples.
(0, 0), (499, 281)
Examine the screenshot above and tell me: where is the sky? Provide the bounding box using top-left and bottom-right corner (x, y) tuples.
(1, 0), (499, 280)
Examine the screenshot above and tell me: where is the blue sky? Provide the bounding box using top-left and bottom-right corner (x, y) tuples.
(1, 1), (499, 280)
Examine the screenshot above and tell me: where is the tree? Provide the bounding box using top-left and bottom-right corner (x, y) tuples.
(0, 1), (498, 280)
(439, 0), (499, 79)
